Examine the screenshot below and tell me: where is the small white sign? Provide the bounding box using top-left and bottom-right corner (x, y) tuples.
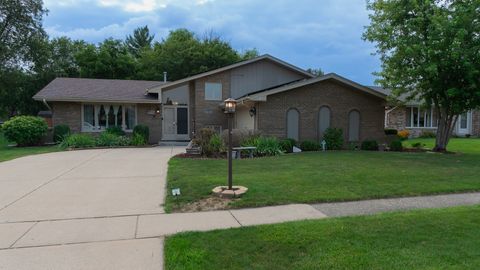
(172, 188), (181, 196)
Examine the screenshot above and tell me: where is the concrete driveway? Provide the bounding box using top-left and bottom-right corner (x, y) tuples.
(0, 147), (183, 270)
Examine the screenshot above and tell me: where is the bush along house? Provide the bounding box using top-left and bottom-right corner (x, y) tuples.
(33, 54), (389, 145)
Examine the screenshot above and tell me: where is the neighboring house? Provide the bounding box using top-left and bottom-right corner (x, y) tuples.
(372, 86), (480, 137)
(33, 54), (388, 144)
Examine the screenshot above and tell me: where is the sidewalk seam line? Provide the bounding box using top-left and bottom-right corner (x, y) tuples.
(9, 221), (38, 248)
(134, 215), (140, 239)
(0, 211), (165, 225)
(1, 235), (161, 251)
(228, 210), (243, 227)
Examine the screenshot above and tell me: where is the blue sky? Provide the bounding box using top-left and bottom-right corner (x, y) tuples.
(43, 0), (381, 85)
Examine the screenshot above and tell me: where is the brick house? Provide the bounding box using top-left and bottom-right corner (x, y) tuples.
(373, 87), (480, 137)
(33, 54), (388, 144)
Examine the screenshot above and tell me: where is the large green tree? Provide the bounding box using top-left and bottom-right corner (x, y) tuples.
(364, 0), (480, 152)
(136, 29), (258, 81)
(0, 0), (47, 117)
(76, 38), (136, 79)
(0, 0), (47, 68)
(125, 25), (154, 57)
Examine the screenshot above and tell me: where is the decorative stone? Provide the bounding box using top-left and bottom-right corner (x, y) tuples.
(212, 186), (248, 198)
(293, 146), (302, 153)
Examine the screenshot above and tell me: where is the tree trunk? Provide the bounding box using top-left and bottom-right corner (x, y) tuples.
(434, 108), (456, 152)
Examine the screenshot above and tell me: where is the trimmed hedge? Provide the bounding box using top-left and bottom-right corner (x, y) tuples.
(361, 140), (379, 151)
(300, 140), (320, 151)
(2, 116), (48, 146)
(322, 128), (344, 150)
(389, 140), (403, 151)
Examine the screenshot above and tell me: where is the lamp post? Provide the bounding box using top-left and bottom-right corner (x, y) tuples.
(224, 98), (237, 190)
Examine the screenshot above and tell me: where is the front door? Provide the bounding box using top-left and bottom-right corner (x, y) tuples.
(162, 106), (189, 140)
(457, 112), (471, 136)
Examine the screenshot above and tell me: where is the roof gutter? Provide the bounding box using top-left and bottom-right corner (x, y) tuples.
(33, 97), (161, 104)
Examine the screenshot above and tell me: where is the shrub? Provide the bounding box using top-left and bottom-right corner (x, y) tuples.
(397, 130), (410, 140)
(361, 140), (379, 151)
(2, 116), (48, 146)
(96, 132), (130, 147)
(195, 128), (216, 156)
(322, 128), (344, 150)
(208, 133), (224, 155)
(222, 129), (261, 147)
(384, 128), (398, 135)
(60, 134), (95, 149)
(348, 142), (360, 151)
(106, 126), (125, 136)
(419, 131), (436, 138)
(279, 138), (297, 153)
(131, 133), (147, 146)
(133, 125), (149, 143)
(389, 140), (403, 151)
(300, 140), (320, 151)
(253, 137), (283, 156)
(117, 136), (131, 146)
(53, 124), (71, 143)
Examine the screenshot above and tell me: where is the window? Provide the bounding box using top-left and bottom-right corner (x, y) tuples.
(286, 108), (299, 141)
(125, 105), (136, 130)
(83, 104), (95, 130)
(406, 106), (437, 128)
(348, 110), (360, 142)
(205, 83), (222, 100)
(82, 104), (136, 131)
(318, 106), (331, 138)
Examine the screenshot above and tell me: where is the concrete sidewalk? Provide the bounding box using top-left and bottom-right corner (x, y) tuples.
(1, 192), (479, 269)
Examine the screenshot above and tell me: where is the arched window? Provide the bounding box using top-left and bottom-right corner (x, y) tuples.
(286, 108), (299, 141)
(318, 106), (331, 138)
(348, 110), (360, 141)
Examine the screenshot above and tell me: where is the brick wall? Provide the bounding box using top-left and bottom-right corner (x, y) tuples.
(136, 104), (162, 143)
(52, 102), (82, 132)
(256, 80), (386, 143)
(193, 70), (231, 131)
(52, 102), (162, 143)
(386, 106), (407, 130)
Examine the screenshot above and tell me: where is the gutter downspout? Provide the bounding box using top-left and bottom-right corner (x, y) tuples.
(42, 99), (52, 111)
(385, 106), (398, 128)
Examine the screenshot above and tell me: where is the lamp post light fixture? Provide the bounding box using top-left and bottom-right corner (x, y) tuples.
(224, 98), (237, 190)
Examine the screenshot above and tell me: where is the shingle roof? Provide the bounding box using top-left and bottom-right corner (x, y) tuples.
(33, 78), (166, 103)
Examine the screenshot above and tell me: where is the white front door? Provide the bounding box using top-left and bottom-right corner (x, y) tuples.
(162, 106), (189, 140)
(457, 112), (471, 136)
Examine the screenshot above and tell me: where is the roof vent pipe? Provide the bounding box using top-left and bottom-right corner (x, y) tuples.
(163, 72), (167, 82)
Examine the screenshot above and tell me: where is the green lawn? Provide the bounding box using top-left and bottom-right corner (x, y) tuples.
(165, 205), (480, 270)
(165, 138), (480, 212)
(0, 132), (60, 162)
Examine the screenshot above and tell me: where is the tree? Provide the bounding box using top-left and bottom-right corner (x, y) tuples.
(306, 68), (324, 77)
(75, 38), (136, 79)
(363, 0), (480, 152)
(125, 25), (154, 57)
(0, 0), (47, 68)
(136, 29), (251, 81)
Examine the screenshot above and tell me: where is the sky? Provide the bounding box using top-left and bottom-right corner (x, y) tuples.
(43, 0), (381, 85)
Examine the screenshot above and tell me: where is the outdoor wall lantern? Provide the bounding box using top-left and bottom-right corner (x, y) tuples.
(224, 98), (237, 190)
